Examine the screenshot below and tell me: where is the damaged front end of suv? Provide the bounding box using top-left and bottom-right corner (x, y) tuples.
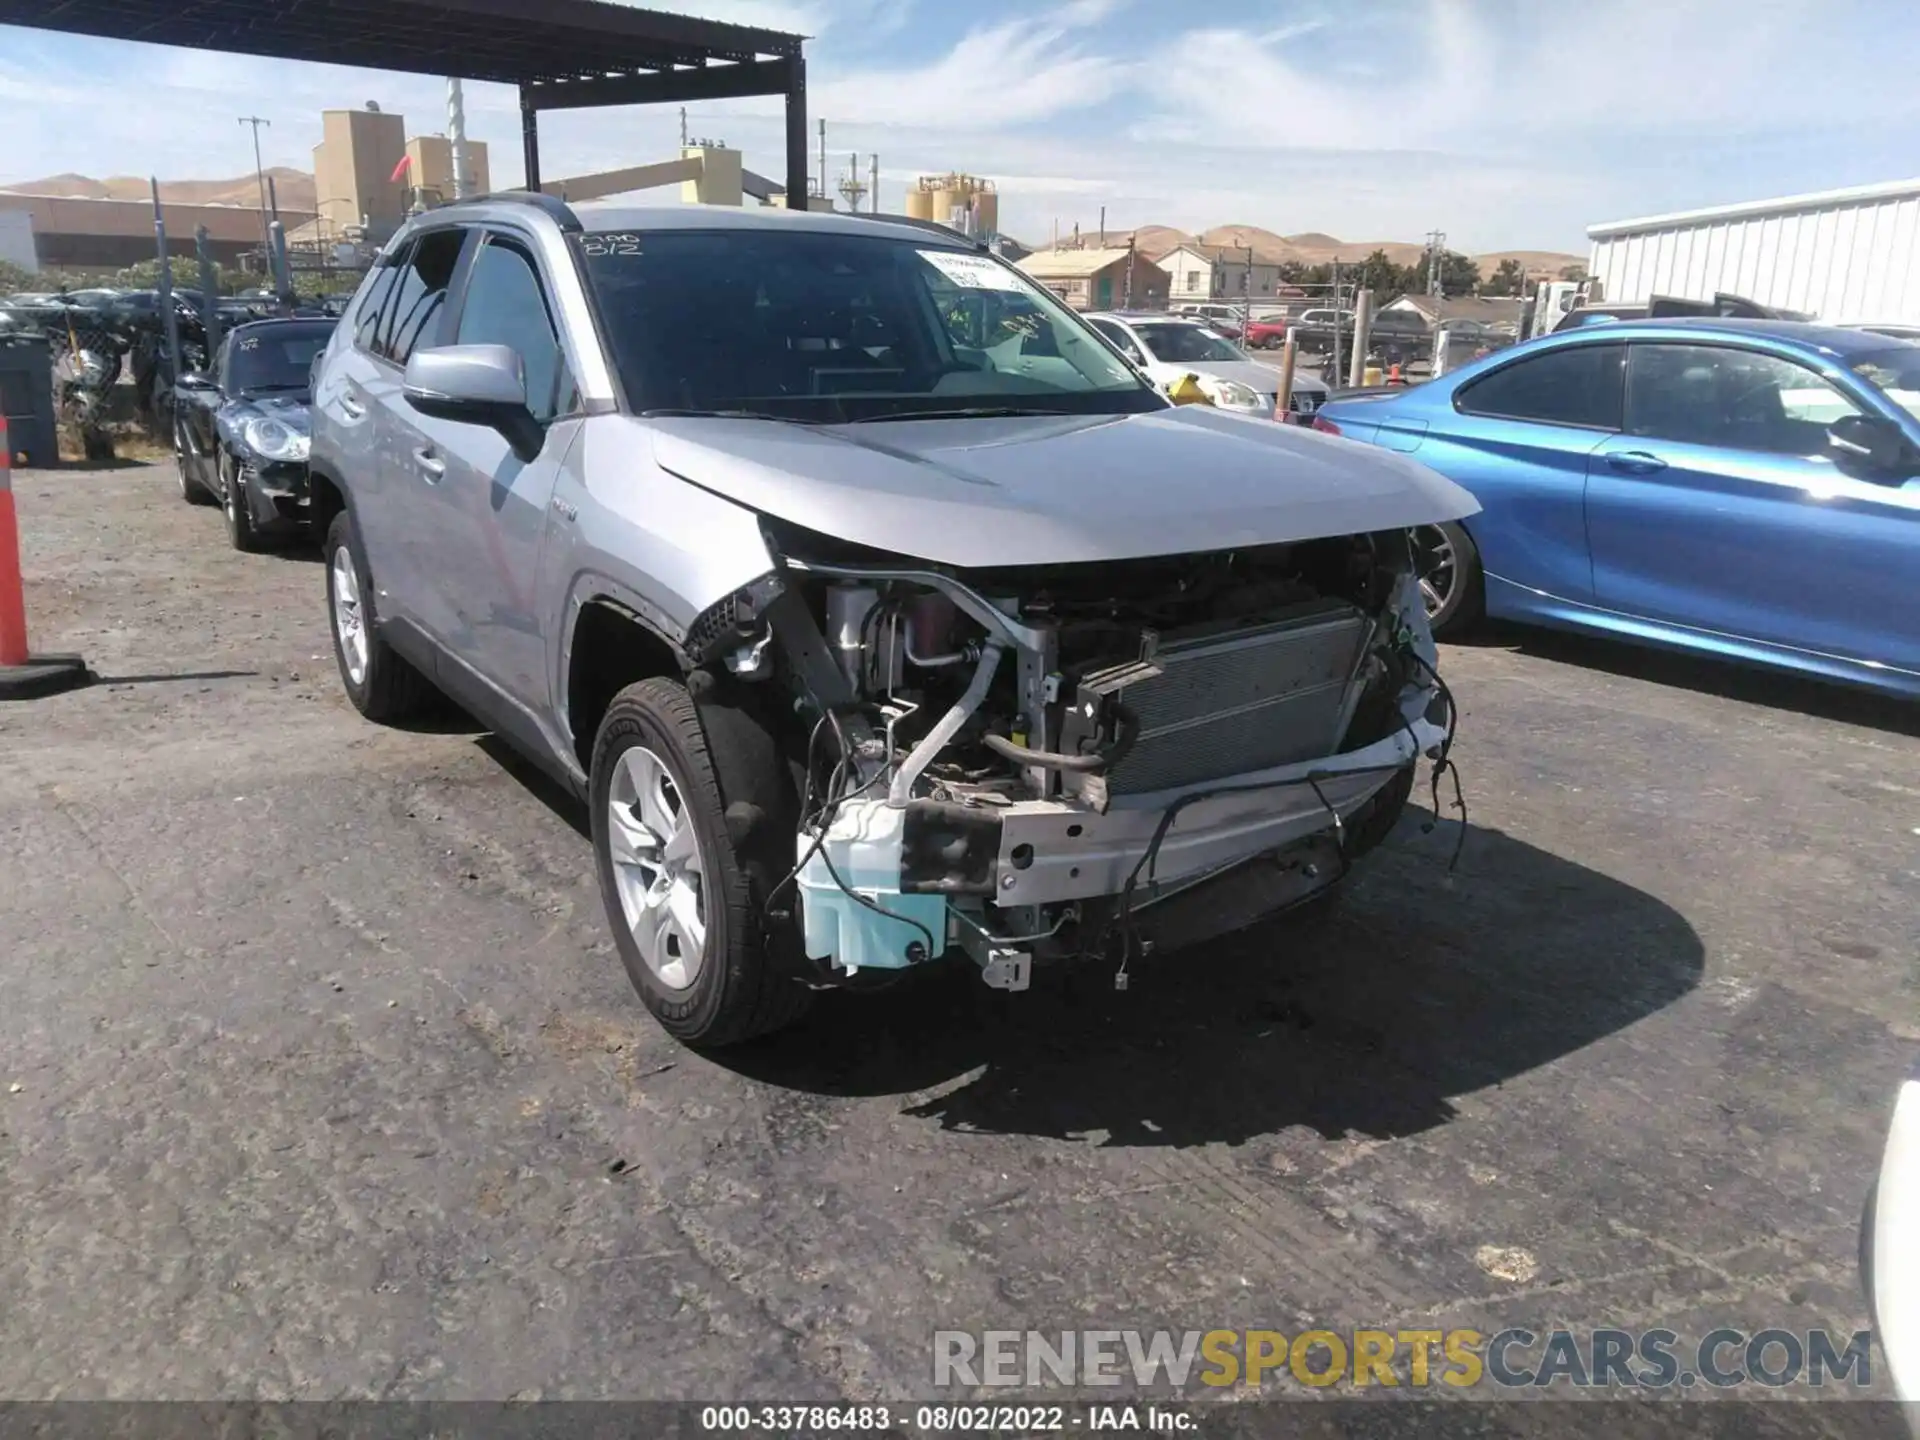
(689, 510), (1459, 998)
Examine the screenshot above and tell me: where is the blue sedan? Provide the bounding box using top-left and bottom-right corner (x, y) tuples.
(1314, 319), (1920, 698)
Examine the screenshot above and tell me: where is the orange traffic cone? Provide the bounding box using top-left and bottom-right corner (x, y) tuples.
(1388, 363), (1403, 385)
(0, 419), (90, 700)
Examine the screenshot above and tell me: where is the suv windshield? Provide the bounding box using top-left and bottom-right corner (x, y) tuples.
(227, 323), (334, 393)
(1848, 346), (1920, 423)
(576, 227), (1159, 421)
(1131, 322), (1245, 364)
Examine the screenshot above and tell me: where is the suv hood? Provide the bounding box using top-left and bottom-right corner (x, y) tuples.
(642, 407), (1477, 569)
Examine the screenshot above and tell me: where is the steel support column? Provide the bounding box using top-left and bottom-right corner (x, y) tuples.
(784, 56), (808, 211)
(520, 91), (541, 192)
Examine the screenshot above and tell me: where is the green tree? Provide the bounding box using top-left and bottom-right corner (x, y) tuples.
(1482, 258), (1527, 297)
(1435, 251), (1481, 297)
(1355, 249), (1417, 302)
(1558, 263), (1589, 282)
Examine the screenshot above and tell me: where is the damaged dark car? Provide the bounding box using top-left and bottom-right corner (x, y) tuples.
(173, 317), (333, 551)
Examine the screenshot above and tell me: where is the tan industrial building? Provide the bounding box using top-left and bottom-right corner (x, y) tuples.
(313, 106), (406, 239)
(404, 133), (492, 207)
(0, 192), (316, 272)
(1016, 248), (1169, 311)
(308, 104), (491, 244)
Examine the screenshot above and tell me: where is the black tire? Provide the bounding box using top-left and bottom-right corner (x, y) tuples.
(323, 508), (435, 723)
(221, 452), (265, 553)
(175, 422), (214, 505)
(591, 677), (809, 1047)
(1419, 520), (1486, 639)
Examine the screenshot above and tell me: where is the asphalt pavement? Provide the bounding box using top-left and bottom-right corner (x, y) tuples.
(1, 462), (1914, 1433)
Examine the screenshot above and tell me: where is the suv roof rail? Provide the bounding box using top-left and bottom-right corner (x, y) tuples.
(846, 211), (988, 251)
(458, 190), (583, 232)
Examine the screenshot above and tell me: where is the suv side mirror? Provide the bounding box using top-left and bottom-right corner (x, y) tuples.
(1828, 413), (1906, 474)
(404, 344), (544, 462)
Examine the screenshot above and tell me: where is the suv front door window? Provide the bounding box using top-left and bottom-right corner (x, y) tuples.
(424, 232), (581, 716)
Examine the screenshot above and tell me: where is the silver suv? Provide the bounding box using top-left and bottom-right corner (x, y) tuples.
(309, 196), (1476, 1046)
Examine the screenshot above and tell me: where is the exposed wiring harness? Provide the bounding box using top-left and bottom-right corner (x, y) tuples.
(1406, 648), (1468, 872)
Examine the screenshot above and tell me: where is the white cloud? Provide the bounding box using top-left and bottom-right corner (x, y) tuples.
(4, 0), (1916, 255)
(810, 9), (1132, 129)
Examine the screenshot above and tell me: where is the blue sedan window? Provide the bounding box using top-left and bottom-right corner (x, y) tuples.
(1457, 343), (1623, 429)
(1625, 344), (1857, 457)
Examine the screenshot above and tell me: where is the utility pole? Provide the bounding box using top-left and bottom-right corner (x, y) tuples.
(447, 79), (471, 200)
(238, 115), (272, 255)
(1425, 228), (1447, 297)
(817, 118), (827, 205)
(1242, 242), (1255, 336)
(679, 106), (688, 149)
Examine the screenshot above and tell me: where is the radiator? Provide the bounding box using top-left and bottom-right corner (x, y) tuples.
(1058, 600), (1372, 800)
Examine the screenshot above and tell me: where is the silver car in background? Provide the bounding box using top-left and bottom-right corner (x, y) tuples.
(307, 196), (1474, 1046)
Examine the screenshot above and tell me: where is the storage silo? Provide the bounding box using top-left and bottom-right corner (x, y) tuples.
(905, 174), (998, 237)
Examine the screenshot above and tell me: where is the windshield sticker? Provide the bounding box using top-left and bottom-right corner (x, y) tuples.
(581, 234), (644, 256)
(918, 250), (1024, 292)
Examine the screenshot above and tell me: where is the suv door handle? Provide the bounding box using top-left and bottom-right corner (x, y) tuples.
(338, 394), (366, 420)
(1605, 450), (1668, 475)
(413, 448), (445, 481)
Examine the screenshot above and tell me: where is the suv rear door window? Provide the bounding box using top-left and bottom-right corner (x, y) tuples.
(374, 228), (467, 367)
(1457, 343), (1624, 429)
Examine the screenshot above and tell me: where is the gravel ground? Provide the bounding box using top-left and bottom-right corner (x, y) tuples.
(1, 462), (1915, 1433)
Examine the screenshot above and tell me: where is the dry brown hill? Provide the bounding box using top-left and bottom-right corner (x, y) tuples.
(1, 168), (317, 212)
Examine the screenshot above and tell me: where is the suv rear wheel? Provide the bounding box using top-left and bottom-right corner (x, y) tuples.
(324, 509), (435, 722)
(591, 677), (808, 1047)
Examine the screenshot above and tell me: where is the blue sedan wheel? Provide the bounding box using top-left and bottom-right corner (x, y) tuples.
(1415, 522), (1484, 638)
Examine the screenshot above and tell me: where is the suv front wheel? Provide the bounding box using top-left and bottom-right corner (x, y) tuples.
(591, 678), (808, 1047)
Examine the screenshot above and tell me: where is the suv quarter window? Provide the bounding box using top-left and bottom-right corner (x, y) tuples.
(452, 232), (576, 424)
(1457, 342), (1624, 429)
(373, 228), (468, 368)
(350, 259), (401, 355)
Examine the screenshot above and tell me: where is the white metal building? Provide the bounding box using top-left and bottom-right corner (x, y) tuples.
(1587, 177), (1920, 325)
(0, 210), (36, 273)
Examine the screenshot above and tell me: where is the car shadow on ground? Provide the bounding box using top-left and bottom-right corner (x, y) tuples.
(1463, 621), (1920, 738)
(721, 818), (1705, 1148)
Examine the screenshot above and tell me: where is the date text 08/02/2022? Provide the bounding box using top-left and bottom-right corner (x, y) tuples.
(699, 1404), (1196, 1433)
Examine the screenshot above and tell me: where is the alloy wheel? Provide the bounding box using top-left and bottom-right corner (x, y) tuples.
(330, 546), (370, 687)
(1414, 524), (1457, 620)
(605, 745), (708, 991)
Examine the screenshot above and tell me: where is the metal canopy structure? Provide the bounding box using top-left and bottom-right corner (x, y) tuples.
(0, 0), (810, 206)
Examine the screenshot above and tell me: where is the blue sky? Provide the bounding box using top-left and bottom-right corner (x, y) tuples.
(3, 0), (1919, 253)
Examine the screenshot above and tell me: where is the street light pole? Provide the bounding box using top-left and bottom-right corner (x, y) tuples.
(238, 116), (273, 257)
